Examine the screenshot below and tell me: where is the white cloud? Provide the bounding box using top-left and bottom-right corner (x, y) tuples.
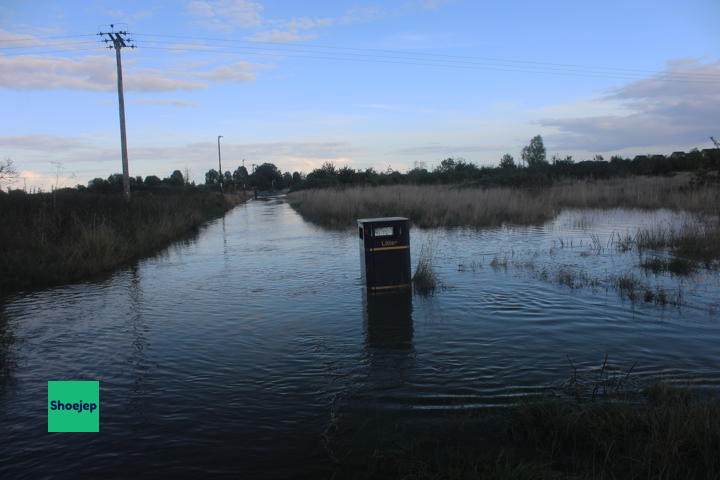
(0, 28), (42, 47)
(134, 99), (200, 107)
(0, 54), (207, 91)
(0, 135), (94, 151)
(0, 50), (271, 91)
(17, 169), (77, 191)
(286, 17), (335, 30)
(393, 144), (505, 155)
(419, 0), (455, 9)
(245, 30), (317, 43)
(538, 58), (720, 152)
(274, 156), (353, 173)
(191, 61), (259, 82)
(186, 2), (384, 43)
(186, 0), (264, 31)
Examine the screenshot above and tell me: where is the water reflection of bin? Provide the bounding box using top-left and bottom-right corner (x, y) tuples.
(364, 290), (413, 350)
(358, 217), (411, 292)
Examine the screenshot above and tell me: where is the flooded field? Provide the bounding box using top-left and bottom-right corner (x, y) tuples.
(1, 197), (719, 478)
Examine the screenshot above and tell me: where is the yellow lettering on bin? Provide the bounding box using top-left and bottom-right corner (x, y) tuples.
(368, 246), (408, 252)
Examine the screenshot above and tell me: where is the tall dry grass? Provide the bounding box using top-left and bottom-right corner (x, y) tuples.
(0, 190), (249, 293)
(288, 175), (719, 229)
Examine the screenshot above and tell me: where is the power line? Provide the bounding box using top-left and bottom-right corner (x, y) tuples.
(132, 32), (720, 81)
(0, 41), (100, 50)
(0, 47), (108, 56)
(3, 30), (717, 83)
(137, 43), (718, 83)
(0, 33), (97, 43)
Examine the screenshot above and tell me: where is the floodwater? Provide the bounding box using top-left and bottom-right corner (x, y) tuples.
(1, 197), (719, 478)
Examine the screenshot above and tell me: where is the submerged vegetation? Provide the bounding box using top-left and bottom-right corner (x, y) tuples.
(0, 188), (248, 293)
(0, 312), (19, 389)
(412, 238), (438, 295)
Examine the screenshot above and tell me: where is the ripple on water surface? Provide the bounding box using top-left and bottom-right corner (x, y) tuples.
(1, 201), (719, 478)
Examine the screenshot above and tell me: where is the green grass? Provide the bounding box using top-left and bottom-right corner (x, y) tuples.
(0, 189), (248, 293)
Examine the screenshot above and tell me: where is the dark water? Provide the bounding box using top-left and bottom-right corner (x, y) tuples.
(1, 198), (719, 478)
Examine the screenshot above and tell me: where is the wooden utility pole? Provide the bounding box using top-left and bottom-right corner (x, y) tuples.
(217, 135), (224, 195)
(99, 26), (134, 201)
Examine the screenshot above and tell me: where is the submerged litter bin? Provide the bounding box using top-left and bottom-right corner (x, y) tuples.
(358, 217), (411, 292)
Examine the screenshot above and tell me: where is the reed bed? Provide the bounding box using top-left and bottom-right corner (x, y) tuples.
(289, 183), (555, 228)
(609, 219), (720, 266)
(288, 175), (719, 229)
(0, 190), (249, 293)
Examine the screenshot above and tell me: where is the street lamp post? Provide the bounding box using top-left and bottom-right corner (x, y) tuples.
(217, 135), (224, 195)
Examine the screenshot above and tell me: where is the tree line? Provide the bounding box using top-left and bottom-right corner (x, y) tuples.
(293, 135), (720, 190)
(3, 135), (717, 196)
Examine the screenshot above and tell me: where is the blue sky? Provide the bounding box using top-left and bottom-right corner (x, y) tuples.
(1, 0), (718, 189)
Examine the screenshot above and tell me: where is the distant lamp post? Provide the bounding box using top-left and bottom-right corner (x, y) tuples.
(217, 135), (224, 194)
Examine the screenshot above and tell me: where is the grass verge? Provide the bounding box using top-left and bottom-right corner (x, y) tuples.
(0, 189), (248, 294)
(326, 384), (720, 480)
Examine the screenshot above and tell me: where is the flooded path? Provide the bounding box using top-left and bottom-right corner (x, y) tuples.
(2, 198), (719, 478)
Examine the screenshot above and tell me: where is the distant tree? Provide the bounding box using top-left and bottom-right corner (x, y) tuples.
(107, 173), (124, 191)
(223, 171), (232, 184)
(593, 154), (605, 162)
(292, 171), (302, 184)
(319, 162), (337, 175)
(0, 158), (18, 190)
(499, 154), (516, 169)
(251, 163), (282, 190)
(233, 165), (249, 183)
(433, 157), (479, 182)
(521, 135), (547, 167)
(88, 177), (111, 192)
(303, 163), (339, 189)
(436, 158), (456, 173)
(165, 170), (185, 186)
(551, 154), (574, 165)
(205, 169), (221, 185)
(144, 175), (161, 187)
(407, 166), (432, 184)
(282, 171), (292, 188)
(337, 166), (356, 184)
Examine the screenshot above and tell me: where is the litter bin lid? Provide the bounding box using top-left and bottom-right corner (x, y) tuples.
(357, 217), (408, 224)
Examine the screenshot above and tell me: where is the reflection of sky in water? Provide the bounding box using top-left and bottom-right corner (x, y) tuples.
(1, 199), (719, 478)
